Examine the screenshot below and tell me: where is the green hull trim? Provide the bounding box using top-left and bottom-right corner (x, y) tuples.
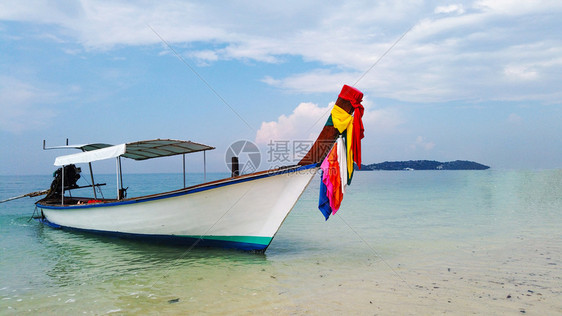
(181, 235), (272, 246)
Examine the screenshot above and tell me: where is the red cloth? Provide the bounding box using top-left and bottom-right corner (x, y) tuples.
(338, 85), (364, 168)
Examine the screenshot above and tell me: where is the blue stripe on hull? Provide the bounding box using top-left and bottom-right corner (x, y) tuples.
(36, 218), (271, 252)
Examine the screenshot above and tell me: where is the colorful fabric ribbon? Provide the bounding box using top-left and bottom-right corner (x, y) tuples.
(338, 85), (364, 168)
(331, 104), (354, 180)
(318, 175), (331, 220)
(319, 143), (343, 219)
(336, 136), (347, 194)
(318, 85), (364, 220)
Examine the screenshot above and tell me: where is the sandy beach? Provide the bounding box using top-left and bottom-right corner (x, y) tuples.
(149, 230), (561, 315)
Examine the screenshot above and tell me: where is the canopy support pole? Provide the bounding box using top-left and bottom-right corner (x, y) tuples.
(119, 157), (124, 192)
(203, 150), (207, 182)
(183, 154), (186, 188)
(116, 158), (120, 200)
(61, 165), (65, 205)
(88, 162), (97, 199)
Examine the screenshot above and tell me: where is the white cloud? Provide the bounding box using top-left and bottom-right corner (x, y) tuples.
(255, 97), (405, 147)
(507, 113), (523, 124)
(261, 70), (360, 94)
(0, 76), (57, 133)
(188, 50), (220, 66)
(410, 136), (435, 151)
(504, 65), (539, 81)
(1, 1), (561, 104)
(255, 102), (331, 145)
(435, 4), (465, 15)
(362, 106), (405, 134)
(474, 0), (562, 15)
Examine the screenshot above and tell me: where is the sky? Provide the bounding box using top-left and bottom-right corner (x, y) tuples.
(1, 0), (561, 176)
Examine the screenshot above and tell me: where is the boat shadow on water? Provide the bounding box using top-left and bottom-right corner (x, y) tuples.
(31, 221), (270, 286)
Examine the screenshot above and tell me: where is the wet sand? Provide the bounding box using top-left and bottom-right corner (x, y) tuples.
(3, 234), (560, 315)
(111, 234), (561, 315)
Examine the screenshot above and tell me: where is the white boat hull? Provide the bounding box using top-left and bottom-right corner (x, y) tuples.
(37, 165), (318, 251)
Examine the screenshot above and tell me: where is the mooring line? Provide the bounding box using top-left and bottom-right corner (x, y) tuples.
(336, 213), (415, 293)
(305, 24), (414, 135)
(147, 24), (255, 132)
(353, 24), (414, 86)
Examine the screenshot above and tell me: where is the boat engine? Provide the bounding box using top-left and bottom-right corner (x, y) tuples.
(44, 164), (81, 200)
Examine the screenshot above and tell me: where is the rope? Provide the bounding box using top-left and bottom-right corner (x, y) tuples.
(305, 24), (414, 135)
(28, 205), (40, 222)
(353, 24), (414, 86)
(147, 24), (255, 132)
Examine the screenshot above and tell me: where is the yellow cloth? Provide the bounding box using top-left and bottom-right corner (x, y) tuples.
(330, 106), (354, 177)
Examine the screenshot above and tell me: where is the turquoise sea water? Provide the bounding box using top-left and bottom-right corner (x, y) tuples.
(1, 170), (561, 314)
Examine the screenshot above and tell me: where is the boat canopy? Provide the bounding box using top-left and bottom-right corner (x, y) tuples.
(54, 139), (215, 166)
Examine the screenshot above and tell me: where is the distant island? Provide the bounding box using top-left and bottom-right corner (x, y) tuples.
(357, 160), (490, 171)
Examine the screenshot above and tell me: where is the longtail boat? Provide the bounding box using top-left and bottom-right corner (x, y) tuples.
(34, 85), (364, 252)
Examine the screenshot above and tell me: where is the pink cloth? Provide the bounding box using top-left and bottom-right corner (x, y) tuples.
(321, 144), (343, 213)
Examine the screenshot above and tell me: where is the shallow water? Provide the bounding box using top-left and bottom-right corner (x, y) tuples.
(1, 170), (560, 314)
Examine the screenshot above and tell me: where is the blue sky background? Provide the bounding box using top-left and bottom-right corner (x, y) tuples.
(1, 0), (561, 175)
